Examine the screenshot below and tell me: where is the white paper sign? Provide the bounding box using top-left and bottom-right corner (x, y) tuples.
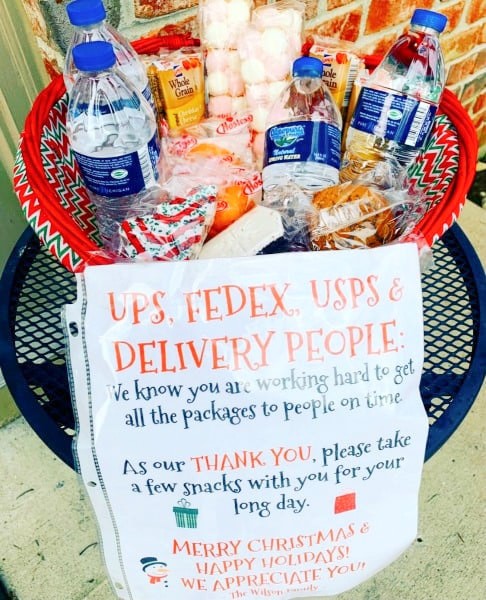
(65, 244), (428, 600)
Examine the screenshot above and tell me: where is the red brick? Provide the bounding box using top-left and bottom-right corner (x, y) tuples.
(328, 0), (354, 9)
(358, 32), (404, 57)
(472, 109), (486, 131)
(154, 14), (198, 37)
(303, 0), (319, 22)
(440, 1), (466, 32)
(461, 72), (486, 103)
(445, 82), (462, 99)
(467, 0), (486, 23)
(442, 23), (484, 60)
(446, 54), (478, 86)
(478, 47), (486, 67)
(43, 56), (60, 80)
(460, 90), (474, 106)
(308, 9), (362, 43)
(460, 97), (476, 114)
(473, 92), (486, 113)
(477, 123), (486, 151)
(22, 0), (45, 39)
(365, 0), (434, 35)
(134, 0), (198, 19)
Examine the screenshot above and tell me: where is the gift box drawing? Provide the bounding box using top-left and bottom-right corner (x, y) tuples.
(173, 498), (199, 528)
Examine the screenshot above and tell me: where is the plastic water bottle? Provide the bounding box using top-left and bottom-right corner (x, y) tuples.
(67, 41), (160, 250)
(341, 9), (447, 181)
(64, 0), (154, 108)
(262, 56), (342, 193)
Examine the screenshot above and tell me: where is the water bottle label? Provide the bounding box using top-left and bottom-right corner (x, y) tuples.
(142, 83), (157, 114)
(264, 121), (341, 171)
(350, 87), (437, 148)
(73, 133), (160, 198)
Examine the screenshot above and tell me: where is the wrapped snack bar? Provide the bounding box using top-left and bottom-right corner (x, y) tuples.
(163, 112), (254, 167)
(309, 180), (425, 251)
(199, 204), (284, 258)
(147, 48), (205, 132)
(158, 142), (262, 240)
(118, 185), (217, 260)
(308, 36), (365, 120)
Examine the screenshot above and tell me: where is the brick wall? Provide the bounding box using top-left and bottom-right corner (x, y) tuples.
(24, 0), (486, 156)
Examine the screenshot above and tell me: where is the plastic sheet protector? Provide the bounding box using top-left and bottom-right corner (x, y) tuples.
(64, 244), (428, 599)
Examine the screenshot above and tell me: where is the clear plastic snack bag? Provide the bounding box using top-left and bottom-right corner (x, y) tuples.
(308, 163), (428, 252)
(162, 111), (255, 170)
(116, 185), (217, 262)
(199, 0), (253, 117)
(161, 151), (263, 240)
(261, 181), (315, 253)
(307, 35), (365, 120)
(146, 47), (205, 132)
(238, 0), (306, 165)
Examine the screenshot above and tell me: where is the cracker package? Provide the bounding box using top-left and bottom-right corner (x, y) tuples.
(147, 48), (205, 132)
(308, 36), (365, 120)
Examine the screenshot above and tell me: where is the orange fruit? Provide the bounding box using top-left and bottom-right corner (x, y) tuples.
(208, 184), (254, 238)
(187, 143), (233, 160)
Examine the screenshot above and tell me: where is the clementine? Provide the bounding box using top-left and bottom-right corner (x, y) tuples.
(208, 184), (255, 238)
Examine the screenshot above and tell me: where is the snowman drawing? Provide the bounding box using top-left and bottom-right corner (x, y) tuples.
(140, 557), (169, 586)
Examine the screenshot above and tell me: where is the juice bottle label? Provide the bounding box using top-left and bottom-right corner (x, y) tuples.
(73, 133), (159, 198)
(264, 120), (341, 170)
(350, 87), (437, 147)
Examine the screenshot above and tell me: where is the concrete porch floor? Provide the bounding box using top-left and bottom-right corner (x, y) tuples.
(0, 201), (485, 600)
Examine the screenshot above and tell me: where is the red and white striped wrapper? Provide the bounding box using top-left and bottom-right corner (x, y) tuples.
(119, 185), (217, 260)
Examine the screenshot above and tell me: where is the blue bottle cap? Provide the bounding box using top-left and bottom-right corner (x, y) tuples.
(411, 9), (447, 33)
(66, 0), (106, 27)
(292, 56), (324, 78)
(72, 41), (116, 71)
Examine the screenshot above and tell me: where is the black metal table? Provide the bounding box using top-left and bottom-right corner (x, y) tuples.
(1, 225), (485, 470)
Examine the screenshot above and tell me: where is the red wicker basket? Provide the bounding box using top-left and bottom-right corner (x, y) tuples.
(13, 38), (478, 272)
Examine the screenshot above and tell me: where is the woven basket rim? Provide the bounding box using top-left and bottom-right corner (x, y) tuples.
(15, 37), (479, 270)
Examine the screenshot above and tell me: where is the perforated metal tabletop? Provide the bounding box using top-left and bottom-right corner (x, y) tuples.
(0, 225), (485, 470)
